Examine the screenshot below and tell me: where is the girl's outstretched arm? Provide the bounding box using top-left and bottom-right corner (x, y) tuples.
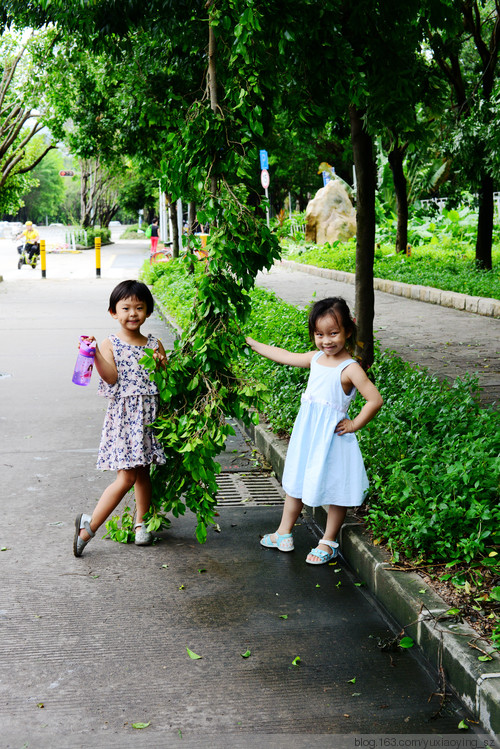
(335, 362), (383, 435)
(245, 336), (314, 368)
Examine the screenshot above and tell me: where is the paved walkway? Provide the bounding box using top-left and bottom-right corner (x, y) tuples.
(256, 263), (500, 408)
(0, 246), (494, 746)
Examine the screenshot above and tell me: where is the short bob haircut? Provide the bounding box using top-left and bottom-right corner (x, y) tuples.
(308, 297), (357, 354)
(108, 280), (155, 315)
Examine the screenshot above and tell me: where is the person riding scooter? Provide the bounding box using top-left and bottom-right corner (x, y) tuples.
(17, 221), (40, 267)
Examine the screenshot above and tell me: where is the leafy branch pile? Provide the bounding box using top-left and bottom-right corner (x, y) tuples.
(138, 189), (279, 544)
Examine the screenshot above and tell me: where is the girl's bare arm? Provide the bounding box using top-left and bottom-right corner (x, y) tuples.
(83, 336), (117, 385)
(336, 363), (383, 434)
(245, 336), (313, 368)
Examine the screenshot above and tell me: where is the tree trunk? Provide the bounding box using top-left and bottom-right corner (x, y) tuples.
(388, 146), (408, 254)
(207, 18), (218, 199)
(169, 199), (179, 258)
(476, 170), (494, 270)
(188, 200), (197, 233)
(349, 104), (376, 371)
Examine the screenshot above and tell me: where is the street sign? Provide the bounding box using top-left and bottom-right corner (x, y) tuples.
(59, 170), (75, 177)
(259, 150), (269, 170)
(261, 169), (270, 189)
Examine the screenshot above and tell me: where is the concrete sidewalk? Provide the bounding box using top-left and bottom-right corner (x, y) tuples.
(1, 273), (495, 747)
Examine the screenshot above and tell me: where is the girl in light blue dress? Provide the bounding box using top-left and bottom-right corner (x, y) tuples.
(246, 297), (383, 565)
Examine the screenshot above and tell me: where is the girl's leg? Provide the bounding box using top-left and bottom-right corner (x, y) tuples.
(267, 494), (303, 542)
(133, 465), (152, 527)
(306, 504), (347, 563)
(79, 468), (137, 540)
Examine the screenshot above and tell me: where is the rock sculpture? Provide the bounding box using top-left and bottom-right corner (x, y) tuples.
(305, 178), (356, 245)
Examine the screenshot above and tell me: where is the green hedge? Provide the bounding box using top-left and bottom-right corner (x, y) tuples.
(73, 226), (111, 247)
(144, 259), (500, 569)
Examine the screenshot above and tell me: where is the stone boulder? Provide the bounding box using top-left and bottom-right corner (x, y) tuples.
(305, 179), (356, 245)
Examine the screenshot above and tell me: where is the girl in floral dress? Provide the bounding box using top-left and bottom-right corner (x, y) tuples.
(73, 280), (167, 557)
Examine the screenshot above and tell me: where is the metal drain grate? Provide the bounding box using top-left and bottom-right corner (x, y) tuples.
(216, 471), (285, 507)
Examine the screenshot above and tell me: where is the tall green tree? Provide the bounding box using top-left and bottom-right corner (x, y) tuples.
(19, 143), (65, 223)
(0, 30), (57, 214)
(426, 0), (500, 270)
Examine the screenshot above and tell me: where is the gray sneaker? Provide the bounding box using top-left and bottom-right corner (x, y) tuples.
(134, 523), (153, 546)
(73, 513), (95, 557)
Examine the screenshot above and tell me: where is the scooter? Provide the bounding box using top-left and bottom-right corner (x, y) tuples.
(17, 241), (40, 269)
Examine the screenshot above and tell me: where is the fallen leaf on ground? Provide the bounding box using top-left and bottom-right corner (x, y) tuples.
(186, 647), (202, 660)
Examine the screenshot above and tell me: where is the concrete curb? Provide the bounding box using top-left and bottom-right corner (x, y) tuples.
(241, 416), (500, 736)
(279, 259), (500, 318)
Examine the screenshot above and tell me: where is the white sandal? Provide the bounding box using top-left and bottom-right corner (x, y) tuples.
(134, 522), (153, 546)
(260, 532), (294, 552)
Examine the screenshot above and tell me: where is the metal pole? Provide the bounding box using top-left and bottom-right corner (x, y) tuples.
(265, 187), (270, 228)
(40, 239), (46, 279)
(95, 236), (101, 278)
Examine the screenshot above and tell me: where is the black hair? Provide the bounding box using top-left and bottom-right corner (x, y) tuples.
(308, 297), (357, 353)
(108, 280), (154, 315)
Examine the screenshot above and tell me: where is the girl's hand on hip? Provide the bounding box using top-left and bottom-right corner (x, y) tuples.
(335, 418), (354, 435)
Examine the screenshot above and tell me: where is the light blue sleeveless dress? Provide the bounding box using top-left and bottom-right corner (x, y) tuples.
(282, 352), (369, 507)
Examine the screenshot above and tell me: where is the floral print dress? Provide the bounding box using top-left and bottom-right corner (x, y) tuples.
(96, 334), (166, 470)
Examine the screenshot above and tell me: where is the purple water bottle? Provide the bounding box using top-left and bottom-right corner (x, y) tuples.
(72, 336), (96, 386)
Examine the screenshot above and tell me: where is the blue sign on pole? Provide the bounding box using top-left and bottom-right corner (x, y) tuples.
(259, 150), (269, 170)
(322, 167), (335, 187)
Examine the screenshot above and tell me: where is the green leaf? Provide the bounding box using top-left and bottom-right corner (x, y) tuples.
(241, 649), (251, 658)
(478, 654), (493, 662)
(186, 647), (202, 660)
(458, 720), (469, 730)
(490, 586), (500, 602)
(292, 656), (301, 666)
(279, 614), (288, 619)
(132, 722), (151, 729)
(347, 677), (356, 683)
(398, 636), (414, 649)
